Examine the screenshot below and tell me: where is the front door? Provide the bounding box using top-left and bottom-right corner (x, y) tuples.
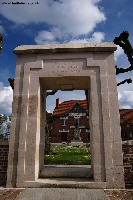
(61, 132), (67, 142)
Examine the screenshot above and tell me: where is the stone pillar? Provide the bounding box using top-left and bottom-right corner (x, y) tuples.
(99, 54), (125, 188)
(6, 57), (24, 188)
(16, 64), (41, 186)
(89, 75), (106, 182)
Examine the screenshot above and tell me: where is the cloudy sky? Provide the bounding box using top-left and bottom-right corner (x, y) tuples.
(0, 0), (133, 115)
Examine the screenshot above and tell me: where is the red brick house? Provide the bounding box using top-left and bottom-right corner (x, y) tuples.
(46, 99), (133, 143)
(46, 98), (90, 143)
(120, 109), (133, 140)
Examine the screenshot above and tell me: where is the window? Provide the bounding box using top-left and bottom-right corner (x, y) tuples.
(120, 114), (125, 119)
(60, 117), (68, 126)
(130, 132), (133, 138)
(62, 119), (66, 126)
(129, 130), (133, 138)
(75, 118), (79, 126)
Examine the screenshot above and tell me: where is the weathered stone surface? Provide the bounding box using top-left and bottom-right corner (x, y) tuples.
(15, 188), (108, 200)
(7, 43), (124, 189)
(40, 165), (93, 178)
(14, 43), (117, 54)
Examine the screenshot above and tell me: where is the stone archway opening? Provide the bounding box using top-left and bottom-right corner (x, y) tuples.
(39, 78), (93, 179)
(6, 43), (125, 189)
(42, 88), (92, 179)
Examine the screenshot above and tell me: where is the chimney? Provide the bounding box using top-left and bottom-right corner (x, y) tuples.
(56, 98), (60, 108)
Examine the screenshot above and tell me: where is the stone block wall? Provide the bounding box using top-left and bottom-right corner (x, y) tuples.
(122, 140), (133, 188)
(0, 140), (9, 186)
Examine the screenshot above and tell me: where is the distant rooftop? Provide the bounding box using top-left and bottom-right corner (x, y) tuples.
(53, 99), (89, 117)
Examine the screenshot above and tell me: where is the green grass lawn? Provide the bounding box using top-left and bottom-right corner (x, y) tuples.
(44, 145), (91, 165)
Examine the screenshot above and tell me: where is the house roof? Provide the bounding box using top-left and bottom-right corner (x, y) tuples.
(119, 109), (133, 123)
(46, 100), (133, 124)
(53, 99), (89, 117)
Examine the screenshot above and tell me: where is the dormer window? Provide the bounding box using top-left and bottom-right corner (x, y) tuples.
(120, 114), (125, 119)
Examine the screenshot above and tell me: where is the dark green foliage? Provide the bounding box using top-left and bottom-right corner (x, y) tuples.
(0, 133), (4, 140)
(0, 114), (8, 121)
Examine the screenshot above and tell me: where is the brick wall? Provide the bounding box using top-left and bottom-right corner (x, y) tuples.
(0, 140), (9, 186)
(122, 140), (133, 188)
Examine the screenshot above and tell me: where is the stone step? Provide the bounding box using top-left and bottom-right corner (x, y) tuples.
(15, 188), (108, 200)
(40, 165), (93, 178)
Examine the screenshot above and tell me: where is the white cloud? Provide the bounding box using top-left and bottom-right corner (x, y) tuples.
(0, 0), (106, 36)
(67, 32), (105, 44)
(0, 82), (13, 115)
(118, 91), (133, 109)
(35, 29), (105, 44)
(114, 45), (124, 61)
(0, 23), (6, 35)
(35, 27), (66, 44)
(35, 30), (56, 44)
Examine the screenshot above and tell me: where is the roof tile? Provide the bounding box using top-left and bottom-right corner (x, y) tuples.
(46, 100), (133, 123)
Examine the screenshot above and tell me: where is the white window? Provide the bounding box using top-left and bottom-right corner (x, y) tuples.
(60, 117), (68, 126)
(62, 119), (66, 126)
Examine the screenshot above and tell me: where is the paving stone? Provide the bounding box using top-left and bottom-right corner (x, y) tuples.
(15, 188), (108, 200)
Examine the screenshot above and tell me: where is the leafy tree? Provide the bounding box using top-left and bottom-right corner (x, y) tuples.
(0, 114), (8, 121)
(0, 114), (9, 140)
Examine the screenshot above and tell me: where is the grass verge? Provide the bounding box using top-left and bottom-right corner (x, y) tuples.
(44, 146), (91, 165)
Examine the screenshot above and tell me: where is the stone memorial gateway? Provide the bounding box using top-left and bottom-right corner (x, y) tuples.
(6, 43), (125, 189)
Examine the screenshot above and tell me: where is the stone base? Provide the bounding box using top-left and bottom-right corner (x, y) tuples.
(40, 165), (93, 178)
(12, 188), (108, 200)
(17, 179), (107, 189)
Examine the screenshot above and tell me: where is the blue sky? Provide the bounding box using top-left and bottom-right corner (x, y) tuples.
(0, 0), (133, 116)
